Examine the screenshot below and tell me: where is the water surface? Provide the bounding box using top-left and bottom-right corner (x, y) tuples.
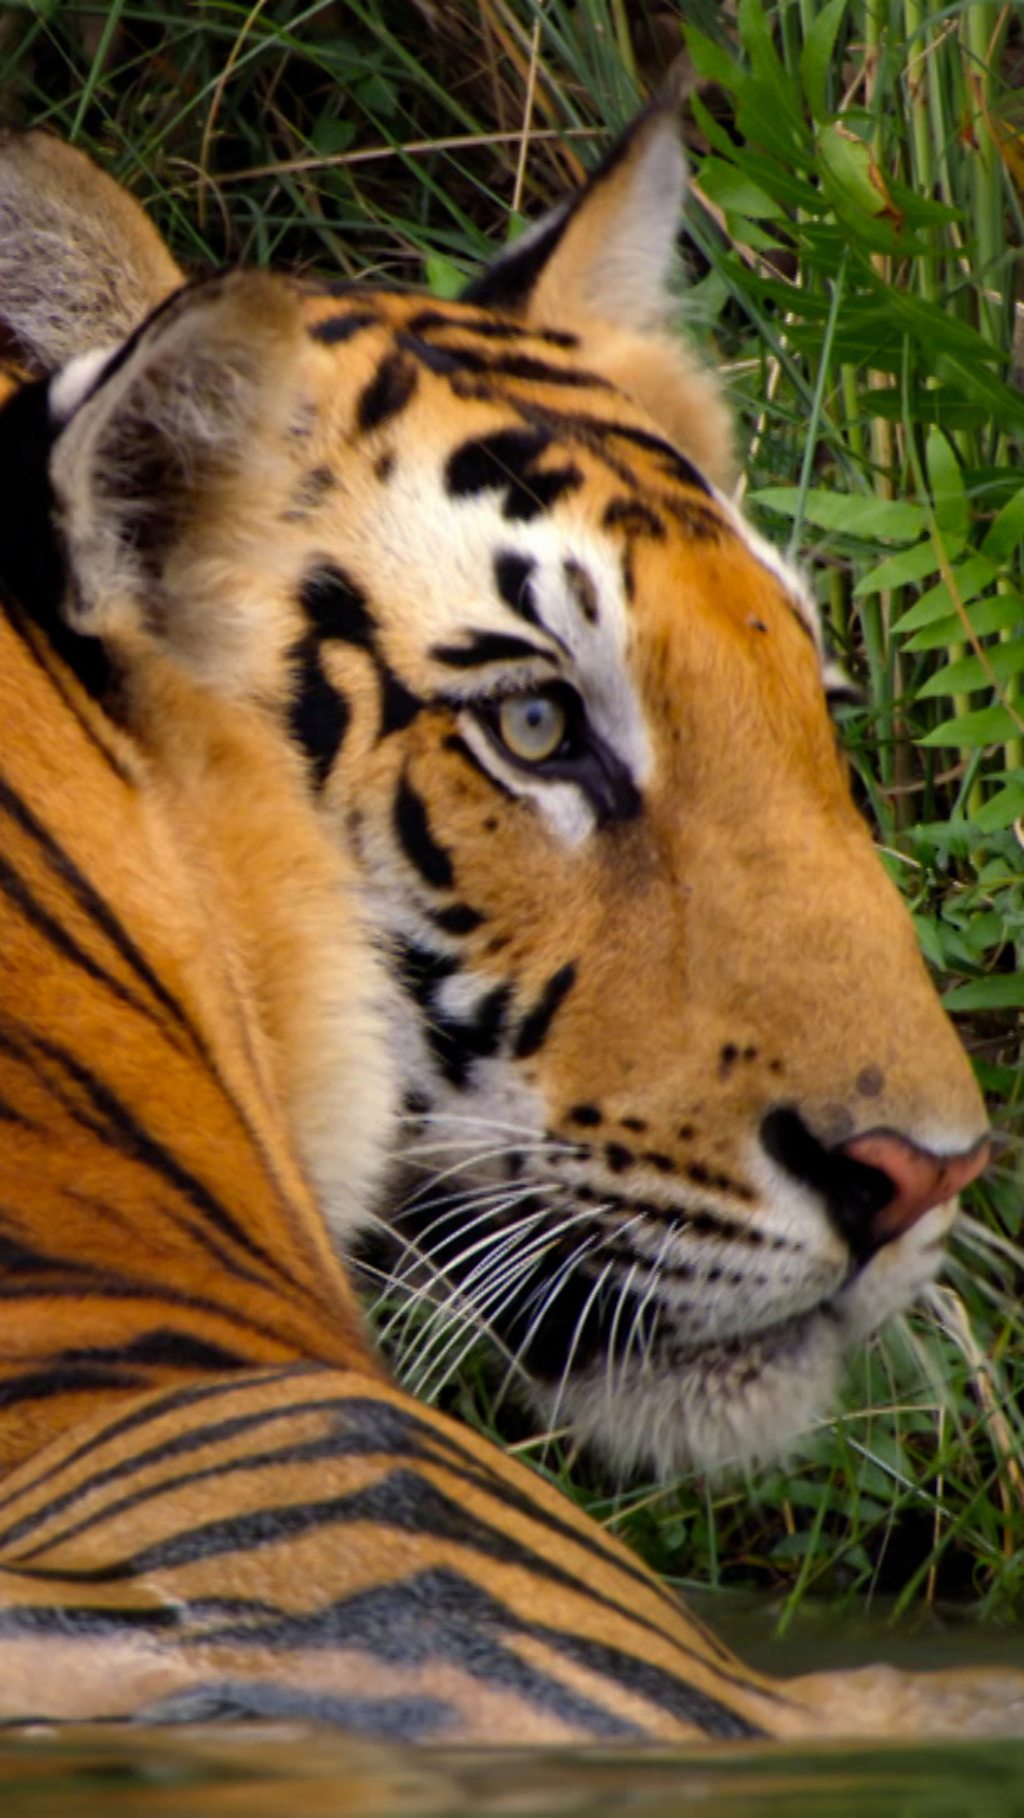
(4, 1605), (1022, 1816)
(3, 1731), (1024, 1818)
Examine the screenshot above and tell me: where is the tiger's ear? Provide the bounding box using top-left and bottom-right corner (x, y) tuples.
(463, 99), (735, 489)
(49, 273), (307, 684)
(0, 132), (183, 374)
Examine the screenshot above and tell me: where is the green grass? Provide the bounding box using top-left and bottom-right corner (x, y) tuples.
(1, 0), (1022, 1624)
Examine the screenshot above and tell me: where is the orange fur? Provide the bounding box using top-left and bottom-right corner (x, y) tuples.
(0, 110), (1018, 1745)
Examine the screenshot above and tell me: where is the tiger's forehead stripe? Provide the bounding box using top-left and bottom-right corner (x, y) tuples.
(302, 290), (820, 658)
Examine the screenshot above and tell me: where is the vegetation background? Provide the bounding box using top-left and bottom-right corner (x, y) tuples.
(0, 0), (1021, 1645)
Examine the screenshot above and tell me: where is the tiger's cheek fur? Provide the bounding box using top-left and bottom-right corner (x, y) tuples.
(286, 384), (985, 1473)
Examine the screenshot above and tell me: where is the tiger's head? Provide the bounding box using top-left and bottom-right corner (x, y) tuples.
(0, 106), (988, 1475)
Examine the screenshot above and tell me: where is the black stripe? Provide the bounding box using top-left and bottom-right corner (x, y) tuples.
(0, 1270), (314, 1354)
(493, 552), (537, 622)
(0, 1372), (743, 1666)
(394, 937), (458, 1013)
(502, 463), (583, 521)
(356, 351), (418, 434)
(0, 1226), (124, 1283)
(441, 732), (517, 798)
(429, 902), (484, 936)
(299, 562), (375, 647)
(603, 497), (666, 538)
(308, 309), (379, 345)
(406, 309), (577, 349)
(514, 963), (577, 1059)
(376, 664), (423, 736)
(54, 1330), (246, 1374)
(0, 767), (194, 1043)
(0, 1095), (36, 1130)
(2, 1010), (333, 1320)
(0, 845), (172, 1038)
(601, 422), (713, 497)
(400, 334), (606, 392)
(472, 350), (607, 389)
(0, 753), (336, 1236)
(204, 1565), (762, 1739)
(281, 464), (338, 521)
(526, 1619), (763, 1739)
(0, 1603), (183, 1638)
(394, 774), (454, 890)
(0, 1362), (146, 1409)
(287, 633), (349, 787)
(9, 1028), (282, 1274)
(445, 427), (549, 501)
(475, 393), (716, 508)
(204, 1568), (648, 1742)
(0, 1399), (342, 1554)
(430, 629), (546, 669)
(0, 1365), (320, 1521)
(134, 1680), (452, 1740)
(563, 558), (600, 626)
(424, 981), (513, 1089)
(12, 1466), (693, 1713)
(2, 597), (128, 782)
(661, 494), (727, 541)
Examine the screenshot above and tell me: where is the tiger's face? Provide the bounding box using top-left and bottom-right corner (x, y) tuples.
(287, 296), (986, 1475)
(41, 107), (988, 1476)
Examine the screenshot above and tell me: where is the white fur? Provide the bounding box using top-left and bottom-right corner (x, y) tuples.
(49, 345), (118, 424)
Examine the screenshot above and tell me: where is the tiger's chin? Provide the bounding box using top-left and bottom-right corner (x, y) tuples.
(531, 1201), (957, 1480)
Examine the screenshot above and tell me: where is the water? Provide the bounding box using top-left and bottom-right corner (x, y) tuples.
(3, 1731), (1024, 1818)
(4, 1607), (1023, 1817)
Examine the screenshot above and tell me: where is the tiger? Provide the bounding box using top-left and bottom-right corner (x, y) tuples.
(0, 103), (1019, 1744)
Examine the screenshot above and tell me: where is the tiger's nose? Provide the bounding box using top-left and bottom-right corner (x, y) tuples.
(761, 1107), (990, 1263)
(838, 1129), (990, 1245)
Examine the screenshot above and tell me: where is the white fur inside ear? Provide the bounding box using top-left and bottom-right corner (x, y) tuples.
(49, 345), (118, 425)
(585, 116), (687, 330)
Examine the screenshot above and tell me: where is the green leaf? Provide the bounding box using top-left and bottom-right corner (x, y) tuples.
(854, 543), (940, 597)
(736, 79), (812, 164)
(890, 556), (1000, 631)
(903, 592), (1024, 651)
(912, 915), (947, 970)
(738, 0), (789, 89)
(727, 144), (825, 212)
(698, 157), (785, 220)
(884, 179), (963, 228)
(935, 354), (1024, 433)
(925, 427), (968, 553)
(799, 0), (849, 123)
(974, 782), (1024, 834)
(310, 115), (356, 157)
(916, 641), (1024, 700)
(943, 976), (1024, 1012)
(961, 910), (1009, 953)
(982, 486), (1024, 563)
(817, 119), (886, 216)
(425, 252), (467, 299)
(752, 487), (925, 541)
(918, 704), (1022, 748)
(681, 24), (740, 92)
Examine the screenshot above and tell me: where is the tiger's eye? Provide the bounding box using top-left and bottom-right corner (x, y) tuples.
(496, 693), (568, 763)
